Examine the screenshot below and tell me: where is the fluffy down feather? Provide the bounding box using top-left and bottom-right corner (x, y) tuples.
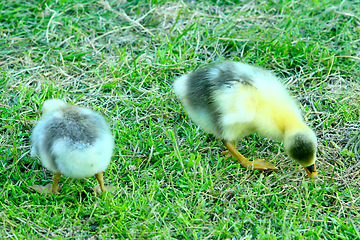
(31, 99), (114, 179)
(174, 61), (317, 177)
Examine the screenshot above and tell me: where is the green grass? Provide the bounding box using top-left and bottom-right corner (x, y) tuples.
(1, 0), (360, 238)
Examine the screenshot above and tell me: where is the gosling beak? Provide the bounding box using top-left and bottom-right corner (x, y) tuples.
(304, 164), (317, 179)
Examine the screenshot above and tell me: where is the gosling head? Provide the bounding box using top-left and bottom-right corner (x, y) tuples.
(41, 99), (67, 116)
(284, 130), (318, 178)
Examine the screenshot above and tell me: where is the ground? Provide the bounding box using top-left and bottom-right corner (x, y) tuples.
(0, 0), (359, 239)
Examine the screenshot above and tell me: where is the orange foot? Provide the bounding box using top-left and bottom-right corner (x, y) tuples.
(92, 185), (116, 196)
(249, 159), (278, 170)
(223, 140), (278, 171)
(30, 184), (60, 195)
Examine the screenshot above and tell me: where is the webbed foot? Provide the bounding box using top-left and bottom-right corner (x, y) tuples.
(249, 159), (278, 170)
(223, 140), (278, 171)
(30, 183), (60, 195)
(92, 185), (116, 196)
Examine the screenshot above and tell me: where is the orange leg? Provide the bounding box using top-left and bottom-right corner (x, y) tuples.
(223, 140), (277, 170)
(95, 172), (106, 192)
(51, 173), (61, 194)
(30, 173), (61, 195)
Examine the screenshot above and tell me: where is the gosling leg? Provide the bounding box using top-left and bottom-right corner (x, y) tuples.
(51, 173), (62, 194)
(223, 140), (277, 170)
(95, 172), (106, 192)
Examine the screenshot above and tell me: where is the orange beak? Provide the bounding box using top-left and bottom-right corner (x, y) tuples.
(304, 164), (317, 178)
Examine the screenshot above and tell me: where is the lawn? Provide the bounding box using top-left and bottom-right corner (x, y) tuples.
(1, 0), (360, 239)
